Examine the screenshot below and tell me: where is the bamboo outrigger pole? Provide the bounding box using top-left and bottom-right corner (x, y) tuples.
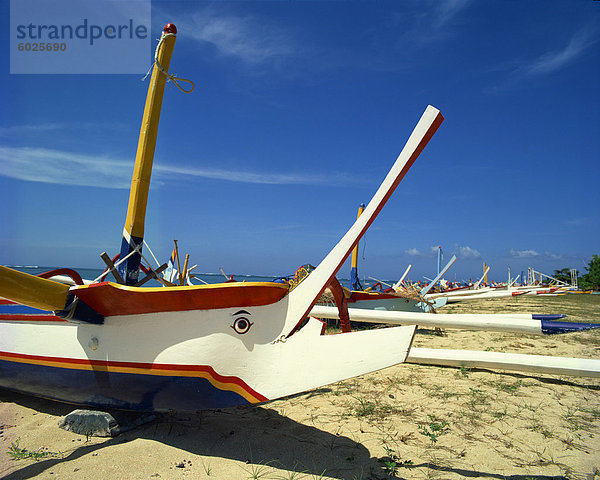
(118, 24), (178, 285)
(0, 265), (70, 312)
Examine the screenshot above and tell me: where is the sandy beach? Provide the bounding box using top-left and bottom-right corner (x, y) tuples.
(1, 295), (599, 480)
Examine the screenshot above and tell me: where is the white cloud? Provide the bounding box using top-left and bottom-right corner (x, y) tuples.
(0, 146), (350, 188)
(515, 28), (598, 78)
(565, 216), (598, 227)
(544, 251), (563, 261)
(154, 163), (347, 186)
(455, 245), (481, 259)
(510, 248), (540, 258)
(178, 9), (294, 66)
(433, 0), (471, 28)
(397, 0), (471, 48)
(0, 123), (67, 136)
(0, 122), (131, 137)
(406, 248), (422, 256)
(0, 146), (132, 189)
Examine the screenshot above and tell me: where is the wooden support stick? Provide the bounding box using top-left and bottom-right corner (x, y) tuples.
(134, 263), (168, 287)
(173, 240), (182, 284)
(180, 254), (190, 286)
(100, 252), (124, 284)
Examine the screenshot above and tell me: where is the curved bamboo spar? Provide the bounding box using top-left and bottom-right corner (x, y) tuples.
(284, 106), (444, 337)
(119, 24), (178, 285)
(0, 265), (69, 311)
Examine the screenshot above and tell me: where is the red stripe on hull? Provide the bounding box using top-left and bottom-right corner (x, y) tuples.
(0, 314), (65, 322)
(72, 282), (288, 317)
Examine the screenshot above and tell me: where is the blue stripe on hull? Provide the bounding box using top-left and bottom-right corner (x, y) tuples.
(0, 304), (53, 314)
(0, 359), (251, 412)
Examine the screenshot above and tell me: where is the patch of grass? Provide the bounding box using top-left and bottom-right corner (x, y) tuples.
(529, 446), (564, 468)
(200, 458), (213, 476)
(456, 408), (483, 426)
(466, 387), (489, 408)
(272, 465), (308, 480)
(484, 378), (523, 395)
(530, 417), (553, 439)
(562, 405), (584, 431)
(7, 439), (59, 461)
(241, 459), (275, 479)
(418, 415), (450, 443)
(422, 384), (458, 400)
(332, 379), (359, 396)
(490, 405), (509, 420)
(353, 396), (402, 421)
(355, 396), (377, 417)
(378, 445), (413, 477)
(309, 470), (328, 480)
(579, 404), (600, 421)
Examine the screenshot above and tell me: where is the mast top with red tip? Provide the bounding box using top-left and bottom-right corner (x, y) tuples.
(163, 23), (177, 34)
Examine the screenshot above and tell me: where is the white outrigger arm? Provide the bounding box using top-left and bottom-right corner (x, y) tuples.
(392, 264), (412, 291)
(420, 255), (457, 296)
(473, 265), (490, 289)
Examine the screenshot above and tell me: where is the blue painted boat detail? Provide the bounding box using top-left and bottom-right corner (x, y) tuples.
(0, 359), (252, 412)
(541, 320), (600, 335)
(532, 314), (567, 321)
(118, 233), (144, 286)
(0, 304), (52, 315)
(350, 267), (361, 291)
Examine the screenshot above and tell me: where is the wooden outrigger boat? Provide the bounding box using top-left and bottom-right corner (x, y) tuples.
(344, 206), (448, 313)
(0, 25), (445, 412)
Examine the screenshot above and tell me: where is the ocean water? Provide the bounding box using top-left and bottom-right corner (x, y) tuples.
(10, 265), (281, 286)
(9, 265), (372, 290)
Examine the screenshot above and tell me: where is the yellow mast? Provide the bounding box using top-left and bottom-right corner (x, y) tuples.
(350, 204), (365, 290)
(119, 24), (178, 285)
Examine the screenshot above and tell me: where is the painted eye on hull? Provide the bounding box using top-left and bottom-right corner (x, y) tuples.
(232, 317), (253, 334)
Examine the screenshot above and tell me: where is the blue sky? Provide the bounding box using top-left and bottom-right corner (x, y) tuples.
(1, 0), (599, 284)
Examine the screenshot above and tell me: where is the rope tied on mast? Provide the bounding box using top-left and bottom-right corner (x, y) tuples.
(142, 32), (195, 93)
